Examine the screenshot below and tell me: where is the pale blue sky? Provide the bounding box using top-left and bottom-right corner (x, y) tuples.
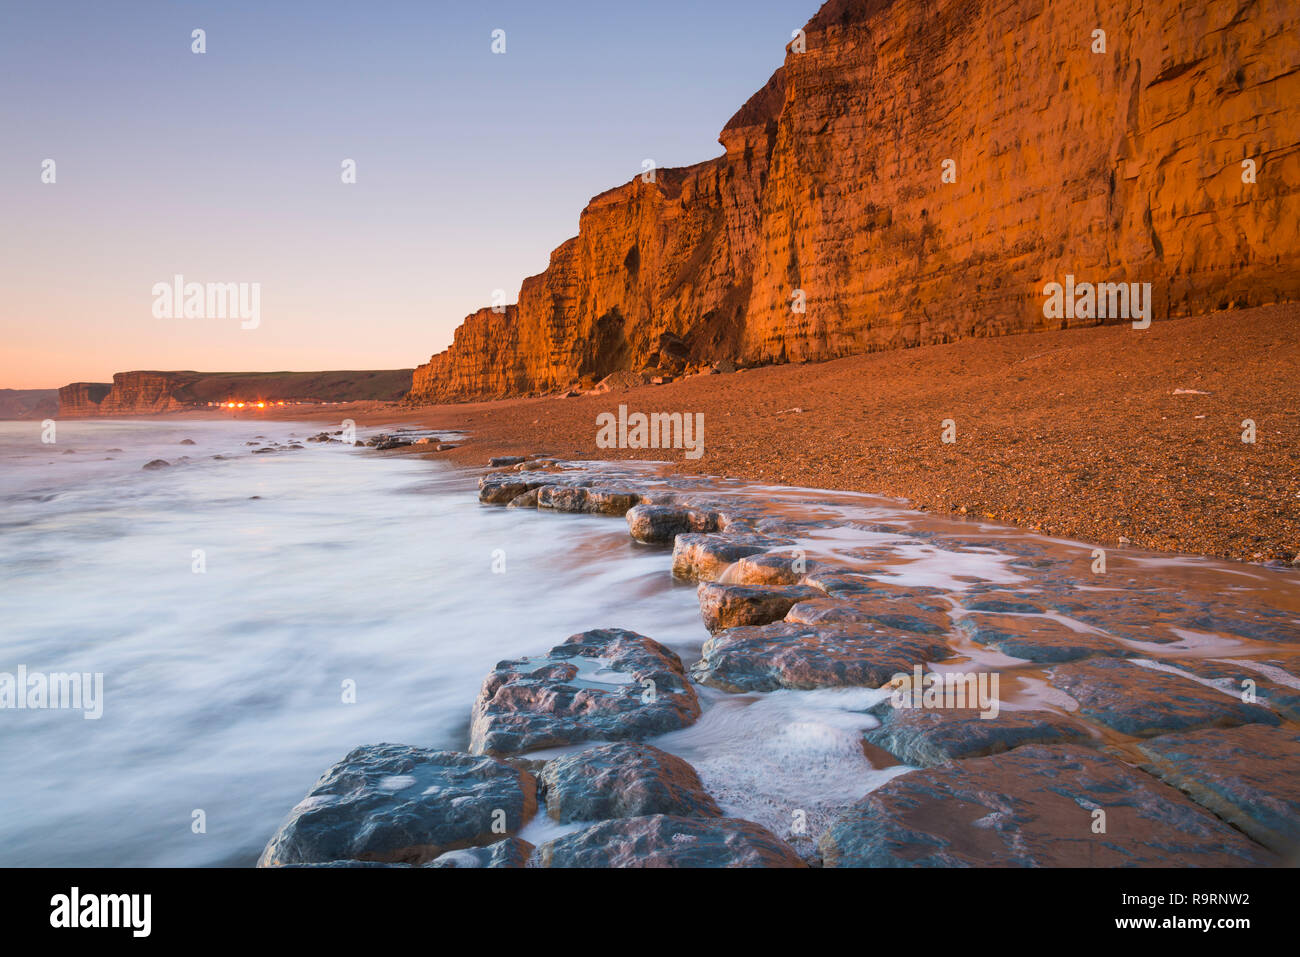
(0, 0), (817, 387)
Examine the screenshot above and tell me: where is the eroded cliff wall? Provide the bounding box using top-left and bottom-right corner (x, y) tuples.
(410, 0), (1300, 402)
(57, 370), (414, 416)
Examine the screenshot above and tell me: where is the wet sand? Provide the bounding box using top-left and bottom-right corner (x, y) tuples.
(193, 305), (1300, 564)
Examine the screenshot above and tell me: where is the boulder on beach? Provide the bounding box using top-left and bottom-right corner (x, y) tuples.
(488, 456), (526, 467)
(1049, 658), (1280, 738)
(257, 744), (537, 867)
(478, 474), (549, 504)
(469, 628), (701, 756)
(141, 459), (170, 470)
(538, 743), (721, 823)
(533, 814), (805, 868)
(625, 503), (724, 544)
(671, 532), (792, 581)
(818, 744), (1275, 867)
(696, 581), (822, 634)
(690, 620), (953, 693)
(729, 552), (820, 586)
(536, 484), (643, 516)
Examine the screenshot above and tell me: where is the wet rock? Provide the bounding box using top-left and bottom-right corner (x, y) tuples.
(961, 593), (1048, 615)
(863, 706), (1093, 767)
(489, 456), (526, 467)
(691, 621), (952, 693)
(424, 837), (534, 868)
(819, 744), (1274, 867)
(1153, 655), (1300, 721)
(506, 487), (541, 509)
(729, 552), (818, 586)
(141, 459), (170, 470)
(533, 814), (804, 868)
(538, 743), (721, 822)
(537, 485), (590, 512)
(784, 597), (950, 635)
(478, 475), (548, 504)
(956, 613), (1129, 663)
(583, 488), (644, 516)
(257, 745), (537, 867)
(534, 484), (641, 515)
(1049, 658), (1280, 737)
(802, 569), (944, 602)
(278, 860), (411, 868)
(697, 581), (822, 634)
(179, 438), (196, 445)
(1179, 608), (1300, 644)
(469, 628), (701, 756)
(625, 504), (723, 544)
(1133, 725), (1300, 857)
(672, 533), (790, 582)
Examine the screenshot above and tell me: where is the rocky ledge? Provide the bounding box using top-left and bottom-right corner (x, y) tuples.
(265, 454), (1298, 867)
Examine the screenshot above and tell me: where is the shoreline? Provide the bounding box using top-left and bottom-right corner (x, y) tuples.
(72, 304), (1299, 566)
(257, 450), (1300, 867)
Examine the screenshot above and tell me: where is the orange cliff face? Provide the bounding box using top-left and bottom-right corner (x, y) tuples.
(409, 0), (1300, 403)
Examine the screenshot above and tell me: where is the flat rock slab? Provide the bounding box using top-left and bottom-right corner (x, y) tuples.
(784, 597), (950, 635)
(425, 837), (534, 868)
(1049, 658), (1280, 738)
(625, 504), (723, 543)
(672, 533), (792, 581)
(469, 628), (701, 756)
(691, 621), (953, 692)
(1133, 725), (1300, 857)
(818, 744), (1274, 867)
(956, 613), (1129, 663)
(258, 745), (537, 867)
(539, 742), (721, 822)
(802, 569), (944, 602)
(864, 706), (1094, 766)
(1153, 656), (1300, 722)
(533, 814), (804, 867)
(697, 582), (822, 634)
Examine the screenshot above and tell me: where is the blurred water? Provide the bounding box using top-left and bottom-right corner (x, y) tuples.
(0, 419), (705, 866)
(2, 419), (1296, 867)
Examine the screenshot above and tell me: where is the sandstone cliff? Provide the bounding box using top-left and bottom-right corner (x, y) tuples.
(410, 0), (1300, 402)
(58, 370), (413, 416)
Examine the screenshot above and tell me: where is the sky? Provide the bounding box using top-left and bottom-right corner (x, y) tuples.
(0, 0), (818, 389)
